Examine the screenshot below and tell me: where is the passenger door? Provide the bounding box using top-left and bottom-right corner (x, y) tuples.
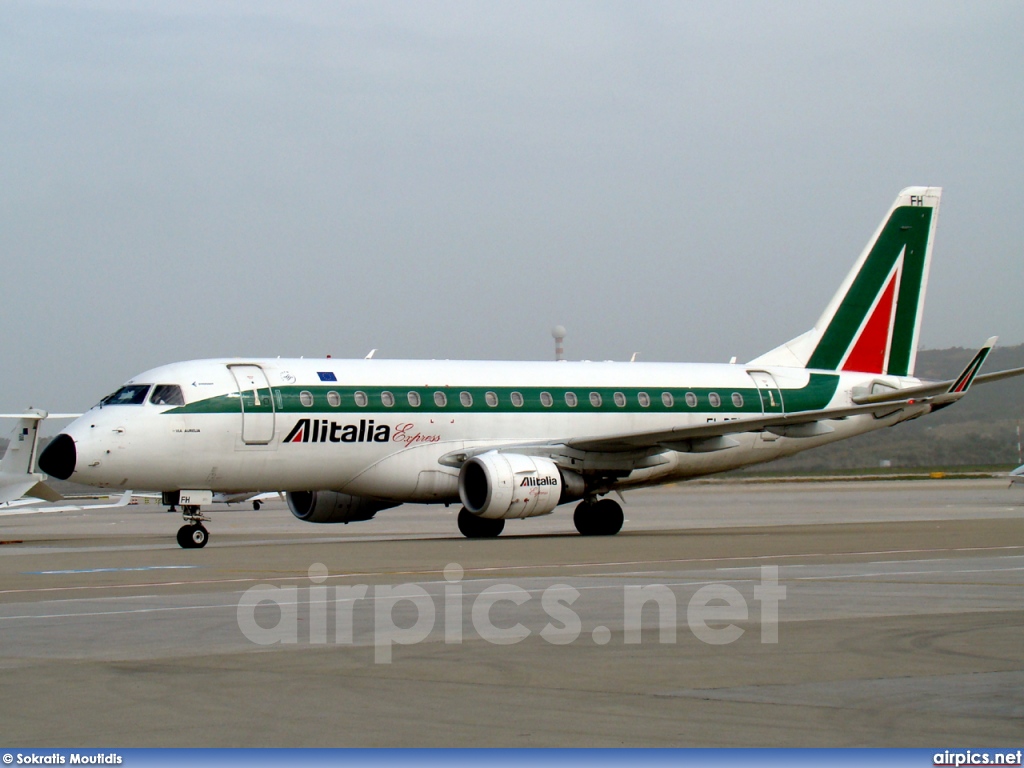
(228, 364), (276, 445)
(748, 370), (785, 445)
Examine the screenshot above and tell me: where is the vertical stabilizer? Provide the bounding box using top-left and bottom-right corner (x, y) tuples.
(749, 187), (941, 375)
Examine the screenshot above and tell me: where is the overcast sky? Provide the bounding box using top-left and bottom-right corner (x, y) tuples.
(2, 0), (1022, 416)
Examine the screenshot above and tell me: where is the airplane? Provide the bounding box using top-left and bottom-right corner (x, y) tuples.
(0, 489), (135, 517)
(0, 409), (79, 505)
(1011, 464), (1024, 488)
(212, 491), (283, 510)
(37, 187), (1024, 548)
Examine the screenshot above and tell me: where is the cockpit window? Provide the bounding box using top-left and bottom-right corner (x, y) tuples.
(100, 384), (151, 406)
(150, 384), (185, 406)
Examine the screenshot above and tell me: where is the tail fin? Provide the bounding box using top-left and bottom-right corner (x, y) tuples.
(750, 186), (942, 376)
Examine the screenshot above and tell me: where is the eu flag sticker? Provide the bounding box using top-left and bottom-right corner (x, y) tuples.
(317, 372), (337, 382)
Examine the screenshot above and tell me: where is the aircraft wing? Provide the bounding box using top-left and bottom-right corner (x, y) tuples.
(568, 339), (1005, 456)
(851, 338), (1024, 405)
(440, 394), (947, 472)
(1011, 465), (1024, 486)
(564, 395), (938, 454)
(441, 339), (999, 470)
(0, 490), (134, 516)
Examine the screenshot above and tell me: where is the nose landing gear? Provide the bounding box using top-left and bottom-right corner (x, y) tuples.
(176, 505), (210, 549)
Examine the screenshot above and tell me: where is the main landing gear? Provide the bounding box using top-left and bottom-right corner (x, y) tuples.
(457, 508), (505, 539)
(176, 505), (210, 549)
(456, 499), (625, 538)
(573, 498), (624, 536)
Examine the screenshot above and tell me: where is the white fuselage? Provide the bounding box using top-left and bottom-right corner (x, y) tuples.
(54, 357), (919, 503)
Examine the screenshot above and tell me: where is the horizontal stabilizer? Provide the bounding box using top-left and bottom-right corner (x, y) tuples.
(852, 337), (1016, 405)
(26, 481), (63, 503)
(0, 478), (40, 504)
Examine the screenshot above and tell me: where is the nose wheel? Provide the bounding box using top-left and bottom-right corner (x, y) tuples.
(177, 523), (209, 548)
(176, 505), (210, 549)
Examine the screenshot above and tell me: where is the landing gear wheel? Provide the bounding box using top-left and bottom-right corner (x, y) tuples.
(574, 498), (624, 536)
(176, 504), (211, 548)
(457, 508), (505, 539)
(176, 524), (209, 548)
(189, 524), (209, 548)
(252, 500), (262, 511)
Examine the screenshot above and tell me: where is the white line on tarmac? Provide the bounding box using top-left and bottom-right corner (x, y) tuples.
(2, 544), (1023, 598)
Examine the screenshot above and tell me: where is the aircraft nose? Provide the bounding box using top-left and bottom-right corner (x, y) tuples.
(39, 433), (77, 480)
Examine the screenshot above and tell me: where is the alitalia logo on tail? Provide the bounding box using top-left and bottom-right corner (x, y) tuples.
(805, 187), (941, 377)
(284, 418), (391, 444)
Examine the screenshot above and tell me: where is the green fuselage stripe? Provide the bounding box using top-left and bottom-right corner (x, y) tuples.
(164, 375), (840, 417)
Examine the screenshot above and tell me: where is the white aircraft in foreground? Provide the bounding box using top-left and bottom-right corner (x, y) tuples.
(38, 187), (1024, 548)
(1011, 465), (1024, 488)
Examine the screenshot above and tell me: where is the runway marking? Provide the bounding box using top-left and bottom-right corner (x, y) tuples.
(723, 555), (1024, 574)
(2, 561), (1023, 624)
(1, 544), (1023, 598)
(22, 565), (202, 575)
(794, 566), (1024, 581)
(0, 579), (756, 623)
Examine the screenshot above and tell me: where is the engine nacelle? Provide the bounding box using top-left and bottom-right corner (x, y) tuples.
(286, 490), (398, 524)
(458, 452), (585, 520)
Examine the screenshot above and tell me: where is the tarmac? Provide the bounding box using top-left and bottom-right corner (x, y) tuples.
(1, 478), (1022, 746)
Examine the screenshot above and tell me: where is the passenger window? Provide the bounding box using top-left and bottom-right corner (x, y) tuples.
(327, 391), (341, 408)
(613, 392), (626, 407)
(731, 392), (744, 408)
(381, 391), (395, 407)
(434, 391), (447, 407)
(149, 385), (184, 406)
(510, 391), (524, 407)
(661, 392), (674, 408)
(589, 392), (602, 407)
(565, 392), (578, 407)
(354, 391), (368, 407)
(709, 392), (721, 408)
(299, 391), (314, 407)
(485, 391), (498, 407)
(460, 391), (473, 407)
(540, 391), (553, 407)
(408, 391), (421, 407)
(101, 384), (151, 406)
(685, 392), (698, 408)
(638, 392), (650, 408)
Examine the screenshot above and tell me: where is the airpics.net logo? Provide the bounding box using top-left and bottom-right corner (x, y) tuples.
(236, 563), (787, 663)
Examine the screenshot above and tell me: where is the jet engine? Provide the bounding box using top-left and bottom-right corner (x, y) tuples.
(458, 452), (585, 519)
(286, 490), (398, 524)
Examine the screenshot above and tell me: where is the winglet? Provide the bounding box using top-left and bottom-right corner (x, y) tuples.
(948, 336), (997, 394)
